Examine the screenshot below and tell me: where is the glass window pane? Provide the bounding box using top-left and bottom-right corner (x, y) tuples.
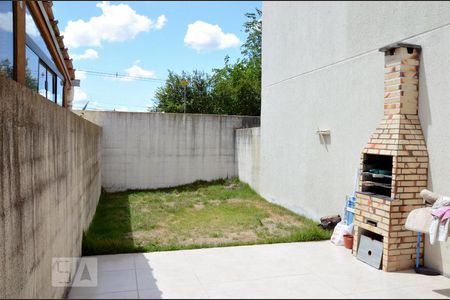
(25, 46), (39, 91)
(26, 6), (53, 63)
(0, 1), (14, 78)
(38, 62), (47, 98)
(47, 70), (55, 102)
(56, 77), (64, 106)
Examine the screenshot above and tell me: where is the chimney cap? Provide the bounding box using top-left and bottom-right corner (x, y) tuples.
(379, 42), (421, 53)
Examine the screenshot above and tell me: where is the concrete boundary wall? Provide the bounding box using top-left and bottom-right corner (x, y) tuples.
(78, 111), (260, 192)
(0, 76), (102, 298)
(236, 127), (261, 192)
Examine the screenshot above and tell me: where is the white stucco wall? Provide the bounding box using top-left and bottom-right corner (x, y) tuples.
(236, 127), (261, 192)
(262, 1), (450, 275)
(77, 111), (259, 192)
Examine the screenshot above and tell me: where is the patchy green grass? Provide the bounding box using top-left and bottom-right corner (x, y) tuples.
(83, 178), (331, 255)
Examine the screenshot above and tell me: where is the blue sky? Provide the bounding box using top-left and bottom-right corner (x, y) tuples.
(53, 1), (261, 111)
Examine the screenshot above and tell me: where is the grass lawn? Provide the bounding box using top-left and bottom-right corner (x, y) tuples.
(83, 178), (331, 255)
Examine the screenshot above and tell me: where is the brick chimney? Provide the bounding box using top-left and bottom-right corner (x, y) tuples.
(382, 43), (421, 116)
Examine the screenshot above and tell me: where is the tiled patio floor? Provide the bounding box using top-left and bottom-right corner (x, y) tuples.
(68, 241), (450, 299)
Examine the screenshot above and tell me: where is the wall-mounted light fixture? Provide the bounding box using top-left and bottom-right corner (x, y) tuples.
(317, 128), (331, 151)
(316, 129), (331, 136)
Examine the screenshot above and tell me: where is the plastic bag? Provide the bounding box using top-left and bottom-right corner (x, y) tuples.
(330, 221), (354, 246)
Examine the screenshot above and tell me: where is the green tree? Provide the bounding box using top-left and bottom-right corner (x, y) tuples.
(210, 55), (261, 116)
(0, 59), (13, 79)
(241, 8), (262, 63)
(154, 70), (214, 114)
(153, 8), (262, 116)
(211, 8), (261, 116)
(0, 58), (38, 91)
(25, 62), (38, 91)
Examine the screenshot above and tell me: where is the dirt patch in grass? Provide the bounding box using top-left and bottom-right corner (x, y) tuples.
(225, 183), (239, 190)
(207, 199), (222, 206)
(193, 203), (205, 210)
(227, 198), (243, 204)
(82, 178), (331, 255)
(182, 230), (259, 246)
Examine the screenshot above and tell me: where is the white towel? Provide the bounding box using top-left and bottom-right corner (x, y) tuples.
(430, 217), (440, 245)
(438, 219), (449, 242)
(429, 202), (450, 244)
(432, 196), (450, 209)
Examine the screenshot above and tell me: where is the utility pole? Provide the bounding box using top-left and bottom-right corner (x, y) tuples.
(180, 79), (189, 114)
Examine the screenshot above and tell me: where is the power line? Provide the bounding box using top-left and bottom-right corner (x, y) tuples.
(77, 69), (166, 82)
(73, 68), (163, 111)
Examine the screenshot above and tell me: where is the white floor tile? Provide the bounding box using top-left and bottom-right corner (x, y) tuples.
(139, 283), (207, 299)
(347, 286), (450, 299)
(204, 274), (346, 299)
(69, 269), (137, 298)
(97, 269), (137, 294)
(96, 254), (136, 272)
(68, 241), (450, 300)
(93, 290), (139, 299)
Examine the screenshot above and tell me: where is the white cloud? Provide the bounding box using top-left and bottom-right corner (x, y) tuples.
(115, 64), (155, 81)
(155, 15), (167, 29)
(184, 21), (240, 52)
(72, 49), (99, 60)
(0, 12), (13, 32)
(74, 88), (87, 102)
(25, 13), (40, 37)
(62, 1), (165, 48)
(75, 70), (87, 80)
(126, 65), (155, 78)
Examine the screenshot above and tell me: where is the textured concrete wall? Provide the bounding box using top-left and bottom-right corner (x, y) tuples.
(262, 1), (450, 275)
(78, 111), (260, 192)
(236, 127), (261, 192)
(0, 76), (102, 298)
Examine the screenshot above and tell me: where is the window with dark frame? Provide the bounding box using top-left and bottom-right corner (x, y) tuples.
(38, 60), (47, 97)
(25, 45), (39, 91)
(0, 1), (14, 79)
(56, 77), (64, 106)
(24, 3), (65, 106)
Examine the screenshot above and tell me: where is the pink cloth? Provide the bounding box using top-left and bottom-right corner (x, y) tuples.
(432, 206), (450, 224)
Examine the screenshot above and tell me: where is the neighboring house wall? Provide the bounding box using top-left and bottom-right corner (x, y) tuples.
(262, 1), (450, 275)
(236, 127), (261, 192)
(0, 76), (102, 298)
(78, 111), (260, 192)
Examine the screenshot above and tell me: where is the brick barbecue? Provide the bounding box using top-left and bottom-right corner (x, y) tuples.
(352, 43), (428, 272)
